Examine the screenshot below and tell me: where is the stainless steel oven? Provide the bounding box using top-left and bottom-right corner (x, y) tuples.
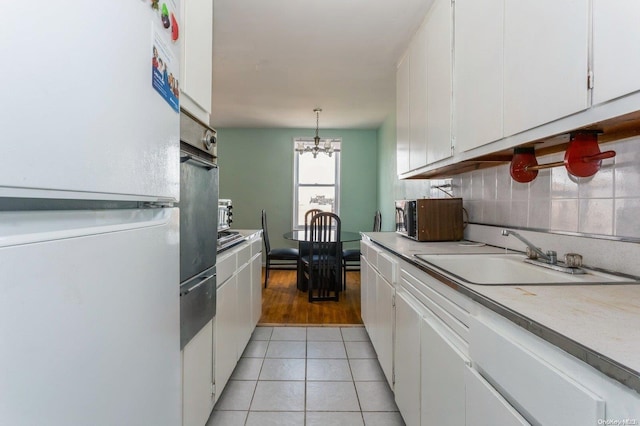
(179, 109), (218, 349)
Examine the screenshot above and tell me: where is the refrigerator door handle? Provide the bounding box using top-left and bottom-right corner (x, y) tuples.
(180, 153), (217, 170)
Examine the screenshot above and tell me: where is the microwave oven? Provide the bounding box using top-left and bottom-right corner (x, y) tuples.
(395, 198), (464, 241)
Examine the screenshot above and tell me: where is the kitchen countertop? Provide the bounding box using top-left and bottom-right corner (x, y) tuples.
(363, 231), (640, 394)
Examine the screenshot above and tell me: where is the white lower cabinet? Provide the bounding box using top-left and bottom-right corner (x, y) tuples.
(394, 291), (422, 426)
(250, 247), (262, 327)
(375, 271), (395, 388)
(364, 242), (640, 426)
(213, 234), (262, 405)
(421, 308), (468, 426)
(182, 320), (214, 426)
(469, 313), (608, 426)
(236, 261), (252, 357)
(213, 273), (237, 402)
(361, 239), (396, 388)
(465, 366), (529, 426)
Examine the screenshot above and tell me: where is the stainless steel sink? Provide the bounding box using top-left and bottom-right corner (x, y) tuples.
(414, 253), (638, 285)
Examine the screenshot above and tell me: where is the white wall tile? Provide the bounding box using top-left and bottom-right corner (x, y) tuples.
(613, 138), (640, 198)
(455, 135), (639, 239)
(496, 164), (512, 201)
(482, 168), (497, 200)
(551, 168), (579, 198)
(527, 198), (550, 230)
(495, 200), (511, 225)
(577, 163), (614, 199)
(578, 199), (614, 235)
(482, 200), (497, 224)
(529, 168), (551, 199)
(510, 200), (528, 227)
(550, 199), (579, 232)
(615, 198), (640, 238)
(511, 180), (529, 200)
(471, 170), (483, 200)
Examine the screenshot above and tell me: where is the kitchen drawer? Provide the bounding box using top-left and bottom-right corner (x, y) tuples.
(251, 237), (262, 257)
(361, 239), (378, 269)
(377, 251), (397, 285)
(236, 242), (251, 267)
(401, 265), (469, 346)
(469, 315), (605, 425)
(217, 251), (236, 286)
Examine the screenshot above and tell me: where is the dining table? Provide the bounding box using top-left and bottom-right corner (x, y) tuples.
(283, 230), (361, 291)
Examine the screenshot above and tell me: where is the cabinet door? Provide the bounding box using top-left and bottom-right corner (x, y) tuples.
(592, 0), (640, 105)
(214, 276), (237, 401)
(375, 274), (395, 388)
(361, 257), (377, 338)
(409, 22), (429, 171)
(454, 0), (503, 152)
(469, 316), (604, 425)
(181, 0), (213, 122)
(182, 320), (214, 426)
(396, 52), (411, 175)
(421, 310), (467, 426)
(251, 253), (262, 327)
(465, 366), (530, 426)
(236, 263), (253, 358)
(425, 0), (453, 164)
(394, 291), (422, 426)
(503, 0), (589, 136)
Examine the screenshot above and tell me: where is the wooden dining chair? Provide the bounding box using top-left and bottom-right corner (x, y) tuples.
(295, 209), (323, 291)
(301, 212), (342, 302)
(261, 209), (299, 288)
(342, 210), (381, 287)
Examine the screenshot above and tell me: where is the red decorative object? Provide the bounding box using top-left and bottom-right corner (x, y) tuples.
(510, 147), (539, 183)
(564, 131), (615, 177)
(171, 13), (179, 42)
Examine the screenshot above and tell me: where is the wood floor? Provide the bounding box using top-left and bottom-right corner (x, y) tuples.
(259, 268), (363, 326)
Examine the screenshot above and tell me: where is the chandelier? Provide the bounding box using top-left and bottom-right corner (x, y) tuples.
(295, 108), (335, 158)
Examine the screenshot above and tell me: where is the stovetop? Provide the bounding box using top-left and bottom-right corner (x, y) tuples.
(217, 230), (245, 252)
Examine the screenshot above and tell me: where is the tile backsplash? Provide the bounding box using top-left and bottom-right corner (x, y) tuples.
(450, 135), (640, 240)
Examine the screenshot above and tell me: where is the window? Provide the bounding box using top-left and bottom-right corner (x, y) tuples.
(293, 138), (341, 229)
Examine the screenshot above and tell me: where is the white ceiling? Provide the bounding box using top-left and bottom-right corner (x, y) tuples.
(211, 0), (432, 129)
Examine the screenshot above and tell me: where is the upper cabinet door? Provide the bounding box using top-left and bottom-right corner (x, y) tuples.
(425, 0), (453, 164)
(503, 0), (590, 137)
(409, 22), (429, 171)
(396, 53), (412, 175)
(592, 0), (640, 105)
(181, 0), (213, 123)
(454, 0), (504, 153)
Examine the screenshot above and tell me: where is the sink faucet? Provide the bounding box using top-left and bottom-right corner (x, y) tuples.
(501, 229), (556, 264)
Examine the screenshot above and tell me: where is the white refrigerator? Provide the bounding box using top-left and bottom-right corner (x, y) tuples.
(1, 2), (182, 424)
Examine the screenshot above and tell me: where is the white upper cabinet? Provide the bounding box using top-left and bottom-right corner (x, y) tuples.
(181, 0), (213, 124)
(396, 0), (452, 175)
(592, 0), (640, 105)
(396, 53), (412, 175)
(454, 0), (504, 153)
(409, 22), (429, 171)
(425, 0), (453, 164)
(503, 0), (590, 137)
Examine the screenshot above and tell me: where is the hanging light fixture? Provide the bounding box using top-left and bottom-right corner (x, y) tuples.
(295, 108), (335, 158)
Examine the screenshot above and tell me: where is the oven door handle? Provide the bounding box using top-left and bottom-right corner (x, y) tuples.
(180, 274), (216, 296)
(180, 152), (217, 170)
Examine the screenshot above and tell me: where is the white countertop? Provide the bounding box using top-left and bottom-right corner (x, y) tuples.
(363, 231), (640, 391)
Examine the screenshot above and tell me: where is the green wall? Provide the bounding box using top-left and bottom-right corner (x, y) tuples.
(217, 128), (378, 251)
